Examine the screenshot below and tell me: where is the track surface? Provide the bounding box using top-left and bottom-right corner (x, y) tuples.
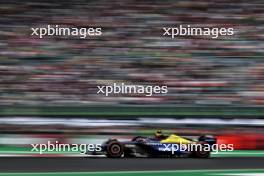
(0, 157), (263, 172)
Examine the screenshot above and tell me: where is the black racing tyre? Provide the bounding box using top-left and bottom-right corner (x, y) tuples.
(192, 142), (211, 158)
(106, 140), (124, 158)
(198, 135), (207, 141)
(198, 135), (214, 142)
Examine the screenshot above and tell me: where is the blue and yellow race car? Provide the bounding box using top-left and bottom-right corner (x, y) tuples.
(99, 131), (217, 158)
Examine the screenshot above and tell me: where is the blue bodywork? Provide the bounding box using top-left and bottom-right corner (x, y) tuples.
(101, 135), (217, 158)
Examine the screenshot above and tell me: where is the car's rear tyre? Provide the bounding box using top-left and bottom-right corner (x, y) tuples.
(192, 142), (211, 158)
(106, 140), (124, 158)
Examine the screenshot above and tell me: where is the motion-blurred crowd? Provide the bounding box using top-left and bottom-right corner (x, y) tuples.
(0, 0), (263, 106)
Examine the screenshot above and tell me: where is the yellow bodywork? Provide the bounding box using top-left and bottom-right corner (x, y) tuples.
(160, 134), (194, 144)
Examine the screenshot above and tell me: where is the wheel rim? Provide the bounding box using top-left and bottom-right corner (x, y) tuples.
(111, 144), (121, 154)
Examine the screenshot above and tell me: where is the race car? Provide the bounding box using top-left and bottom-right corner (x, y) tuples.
(90, 131), (217, 158)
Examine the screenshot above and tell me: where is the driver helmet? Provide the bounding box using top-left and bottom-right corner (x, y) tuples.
(155, 129), (163, 137)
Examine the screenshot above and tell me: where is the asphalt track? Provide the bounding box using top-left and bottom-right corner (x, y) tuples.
(0, 157), (263, 172)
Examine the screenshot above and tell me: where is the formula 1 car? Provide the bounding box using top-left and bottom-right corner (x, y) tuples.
(90, 134), (217, 158)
